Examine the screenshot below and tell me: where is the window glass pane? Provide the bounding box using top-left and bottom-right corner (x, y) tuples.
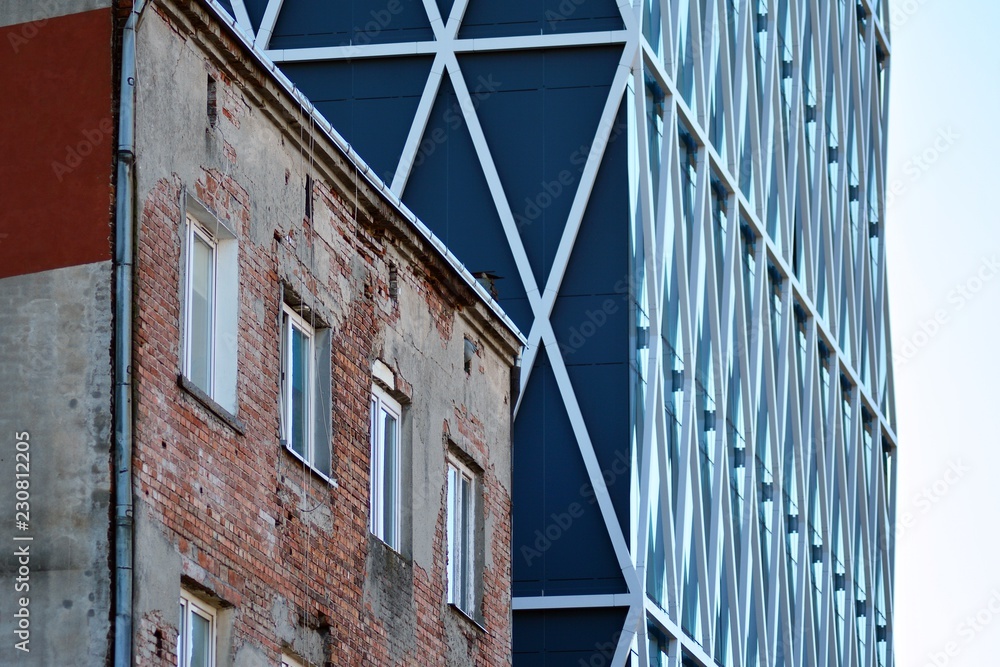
(289, 324), (309, 458)
(189, 232), (214, 391)
(369, 398), (380, 533)
(460, 474), (472, 609)
(189, 610), (211, 667)
(178, 602), (186, 664)
(382, 409), (398, 547)
(447, 466), (457, 603)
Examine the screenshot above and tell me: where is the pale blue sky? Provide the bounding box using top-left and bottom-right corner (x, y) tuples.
(886, 1), (1000, 665)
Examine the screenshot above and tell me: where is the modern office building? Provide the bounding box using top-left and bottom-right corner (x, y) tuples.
(213, 0), (899, 665)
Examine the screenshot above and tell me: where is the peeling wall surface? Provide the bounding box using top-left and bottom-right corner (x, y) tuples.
(0, 3), (115, 665)
(130, 2), (520, 665)
(0, 264), (114, 665)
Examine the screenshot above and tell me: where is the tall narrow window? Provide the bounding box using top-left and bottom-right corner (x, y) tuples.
(185, 221), (217, 395)
(370, 386), (401, 550)
(181, 206), (238, 415)
(447, 458), (478, 615)
(277, 294), (332, 477)
(281, 305), (315, 464)
(179, 590), (216, 667)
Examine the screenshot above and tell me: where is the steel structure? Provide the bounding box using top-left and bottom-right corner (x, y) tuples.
(206, 0), (898, 664)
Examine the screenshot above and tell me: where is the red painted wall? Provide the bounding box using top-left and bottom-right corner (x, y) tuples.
(0, 9), (114, 279)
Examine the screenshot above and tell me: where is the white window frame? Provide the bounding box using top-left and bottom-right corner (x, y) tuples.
(281, 654), (306, 667)
(446, 458), (477, 616)
(181, 204), (239, 415)
(178, 589), (217, 667)
(184, 219), (218, 397)
(281, 304), (316, 466)
(369, 385), (402, 550)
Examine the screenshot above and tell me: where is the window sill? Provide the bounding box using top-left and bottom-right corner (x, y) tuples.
(369, 532), (409, 563)
(448, 603), (486, 633)
(177, 374), (246, 435)
(280, 442), (338, 488)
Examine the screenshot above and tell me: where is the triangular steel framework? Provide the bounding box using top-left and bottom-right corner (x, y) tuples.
(214, 0), (898, 664)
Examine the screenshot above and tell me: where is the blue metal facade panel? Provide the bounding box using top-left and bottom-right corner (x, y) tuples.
(243, 0), (267, 33)
(280, 58), (432, 186)
(434, 0), (455, 19)
(270, 0), (433, 48)
(400, 77), (533, 330)
(459, 0), (624, 38)
(563, 363), (630, 523)
(458, 48), (621, 289)
(272, 10), (636, 658)
(558, 105), (628, 298)
(513, 361), (627, 597)
(552, 99), (631, 538)
(551, 294), (627, 367)
(513, 608), (630, 666)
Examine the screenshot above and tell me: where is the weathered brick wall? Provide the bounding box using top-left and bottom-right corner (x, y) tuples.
(130, 2), (518, 665)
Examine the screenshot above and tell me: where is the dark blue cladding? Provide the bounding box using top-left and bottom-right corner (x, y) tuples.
(513, 608), (630, 666)
(401, 77), (533, 331)
(243, 0), (267, 34)
(511, 99), (631, 597)
(215, 0), (235, 21)
(435, 0), (455, 19)
(270, 0), (433, 48)
(557, 102), (628, 300)
(280, 58), (433, 186)
(513, 357), (627, 597)
(458, 47), (621, 289)
(550, 100), (631, 540)
(460, 0), (624, 38)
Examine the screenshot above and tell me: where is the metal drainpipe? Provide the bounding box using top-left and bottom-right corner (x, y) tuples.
(114, 2), (146, 665)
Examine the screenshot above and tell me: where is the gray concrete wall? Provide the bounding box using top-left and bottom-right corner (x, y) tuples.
(0, 0), (110, 29)
(0, 261), (113, 665)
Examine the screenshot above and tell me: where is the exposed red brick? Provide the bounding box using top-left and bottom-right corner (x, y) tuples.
(130, 6), (518, 662)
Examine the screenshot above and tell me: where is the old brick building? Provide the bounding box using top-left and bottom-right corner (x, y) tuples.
(0, 1), (522, 665)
